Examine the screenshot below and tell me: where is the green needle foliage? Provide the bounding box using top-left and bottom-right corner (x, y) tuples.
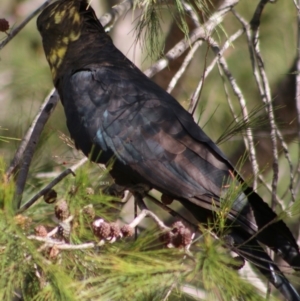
(0, 159), (269, 301)
(134, 0), (209, 58)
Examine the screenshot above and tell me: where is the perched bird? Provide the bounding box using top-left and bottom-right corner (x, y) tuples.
(37, 1), (300, 299)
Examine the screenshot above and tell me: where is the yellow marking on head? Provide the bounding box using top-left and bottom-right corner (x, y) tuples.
(62, 37), (69, 44)
(73, 12), (81, 24)
(49, 9), (56, 18)
(56, 46), (67, 59)
(56, 59), (63, 69)
(47, 45), (67, 72)
(69, 6), (76, 17)
(51, 66), (57, 78)
(54, 10), (66, 24)
(69, 30), (81, 41)
(49, 52), (58, 65)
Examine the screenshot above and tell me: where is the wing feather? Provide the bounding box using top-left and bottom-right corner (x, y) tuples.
(59, 66), (299, 254)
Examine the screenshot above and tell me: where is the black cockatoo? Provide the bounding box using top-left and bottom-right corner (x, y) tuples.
(37, 1), (300, 299)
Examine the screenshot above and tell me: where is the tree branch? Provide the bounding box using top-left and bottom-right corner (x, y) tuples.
(18, 157), (88, 213)
(0, 0), (56, 51)
(13, 91), (59, 210)
(144, 0), (239, 78)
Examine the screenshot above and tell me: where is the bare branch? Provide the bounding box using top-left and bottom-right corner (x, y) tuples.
(28, 209), (171, 251)
(13, 91), (59, 210)
(129, 209), (170, 230)
(207, 36), (259, 189)
(182, 2), (201, 28)
(250, 2), (296, 207)
(18, 157), (88, 213)
(233, 9), (296, 202)
(145, 193), (197, 231)
(249, 0), (269, 31)
(99, 0), (133, 30)
(167, 40), (202, 94)
(6, 88), (57, 180)
(0, 0), (56, 50)
(188, 29), (244, 115)
(250, 2), (279, 208)
(295, 0), (300, 194)
(144, 0), (239, 78)
(28, 235), (95, 250)
(0, 0), (133, 51)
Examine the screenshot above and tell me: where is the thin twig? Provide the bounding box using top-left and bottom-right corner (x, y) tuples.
(276, 130), (296, 203)
(129, 209), (170, 230)
(189, 43), (210, 116)
(99, 0), (133, 30)
(237, 8), (285, 296)
(144, 0), (239, 78)
(28, 210), (170, 250)
(167, 40), (202, 94)
(258, 174), (285, 211)
(6, 88), (57, 180)
(216, 60), (256, 188)
(207, 36), (259, 189)
(249, 0), (269, 31)
(0, 0), (56, 50)
(182, 2), (201, 27)
(294, 0), (300, 247)
(0, 0), (132, 52)
(145, 193), (197, 231)
(47, 216), (74, 239)
(295, 0), (300, 194)
(252, 2), (296, 205)
(28, 235), (95, 250)
(188, 29), (244, 116)
(233, 10), (296, 202)
(18, 157), (88, 213)
(251, 3), (278, 209)
(293, 0), (300, 11)
(14, 91), (59, 210)
(217, 63), (237, 120)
